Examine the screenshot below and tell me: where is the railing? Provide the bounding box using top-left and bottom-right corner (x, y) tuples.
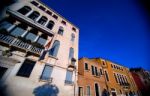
(0, 34), (15, 44)
(0, 33), (44, 55)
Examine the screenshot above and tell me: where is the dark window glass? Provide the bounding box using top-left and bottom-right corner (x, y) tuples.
(39, 6), (46, 11)
(28, 11), (40, 21)
(85, 63), (88, 70)
(95, 83), (100, 96)
(49, 40), (60, 57)
(52, 15), (58, 20)
(58, 26), (64, 35)
(38, 16), (47, 25)
(18, 6), (32, 15)
(72, 27), (76, 32)
(114, 73), (118, 83)
(100, 69), (103, 75)
(46, 10), (52, 16)
(31, 1), (39, 6)
(17, 60), (35, 77)
(47, 21), (55, 30)
(95, 67), (98, 76)
(91, 65), (95, 75)
(41, 65), (53, 80)
(78, 87), (84, 96)
(0, 67), (8, 79)
(61, 20), (66, 25)
(105, 71), (109, 81)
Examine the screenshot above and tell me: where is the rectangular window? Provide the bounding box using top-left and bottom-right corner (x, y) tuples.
(0, 66), (8, 79)
(31, 1), (39, 6)
(91, 65), (95, 75)
(40, 65), (53, 80)
(86, 86), (90, 96)
(104, 70), (109, 81)
(39, 6), (46, 11)
(100, 68), (103, 75)
(46, 10), (52, 16)
(78, 87), (84, 96)
(65, 70), (73, 84)
(61, 20), (66, 25)
(95, 67), (98, 76)
(114, 73), (118, 83)
(85, 63), (88, 70)
(17, 59), (35, 77)
(53, 14), (58, 20)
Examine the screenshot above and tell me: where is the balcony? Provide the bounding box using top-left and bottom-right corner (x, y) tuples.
(6, 9), (54, 36)
(0, 33), (44, 56)
(67, 58), (76, 70)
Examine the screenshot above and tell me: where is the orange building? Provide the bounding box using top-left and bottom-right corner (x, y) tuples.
(78, 57), (139, 96)
(97, 58), (139, 96)
(78, 58), (107, 96)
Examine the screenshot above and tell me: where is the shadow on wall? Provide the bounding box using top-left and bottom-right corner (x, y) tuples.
(33, 83), (59, 96)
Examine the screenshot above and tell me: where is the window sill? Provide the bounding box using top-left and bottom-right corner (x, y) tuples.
(39, 77), (53, 83)
(65, 80), (74, 86)
(48, 55), (58, 60)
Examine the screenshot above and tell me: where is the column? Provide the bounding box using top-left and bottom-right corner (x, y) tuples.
(21, 26), (32, 37)
(25, 10), (34, 17)
(34, 31), (42, 42)
(7, 21), (20, 32)
(44, 20), (49, 27)
(35, 15), (42, 22)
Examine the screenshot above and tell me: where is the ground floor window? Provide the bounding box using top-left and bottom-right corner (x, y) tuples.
(17, 59), (35, 77)
(0, 66), (8, 79)
(86, 86), (90, 96)
(78, 87), (84, 96)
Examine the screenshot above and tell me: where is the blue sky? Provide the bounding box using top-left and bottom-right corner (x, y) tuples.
(41, 0), (150, 70)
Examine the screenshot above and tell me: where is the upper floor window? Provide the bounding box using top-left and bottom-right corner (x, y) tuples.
(69, 47), (74, 59)
(28, 11), (40, 21)
(18, 6), (32, 15)
(17, 59), (35, 77)
(102, 61), (105, 65)
(37, 34), (48, 45)
(47, 20), (55, 30)
(39, 5), (46, 11)
(58, 26), (64, 35)
(100, 68), (103, 75)
(95, 67), (98, 76)
(71, 33), (75, 42)
(46, 10), (52, 16)
(38, 16), (48, 25)
(104, 70), (109, 81)
(85, 63), (88, 70)
(49, 40), (60, 57)
(114, 73), (118, 83)
(40, 65), (53, 80)
(91, 65), (95, 75)
(52, 14), (58, 20)
(61, 20), (66, 25)
(65, 70), (73, 84)
(72, 27), (76, 32)
(31, 1), (39, 6)
(78, 87), (84, 96)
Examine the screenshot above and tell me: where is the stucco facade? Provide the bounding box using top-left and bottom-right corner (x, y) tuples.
(0, 0), (79, 96)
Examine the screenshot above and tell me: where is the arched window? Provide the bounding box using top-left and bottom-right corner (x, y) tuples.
(38, 16), (48, 25)
(49, 40), (60, 57)
(71, 33), (75, 42)
(28, 11), (40, 21)
(69, 47), (74, 59)
(95, 83), (100, 96)
(105, 70), (109, 81)
(58, 26), (64, 35)
(18, 6), (32, 15)
(47, 20), (55, 30)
